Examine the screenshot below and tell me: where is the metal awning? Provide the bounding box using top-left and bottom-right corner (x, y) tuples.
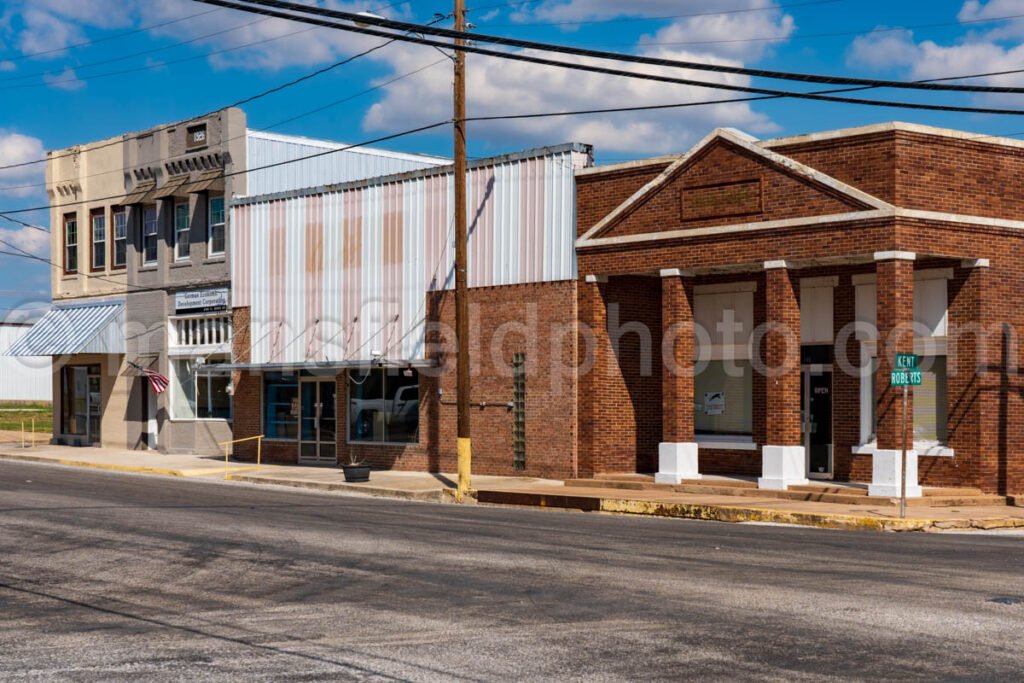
(151, 175), (190, 199)
(122, 180), (156, 205)
(196, 359), (435, 375)
(4, 301), (125, 356)
(182, 169), (225, 194)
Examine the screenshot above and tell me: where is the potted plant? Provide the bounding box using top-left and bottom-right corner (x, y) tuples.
(341, 454), (371, 483)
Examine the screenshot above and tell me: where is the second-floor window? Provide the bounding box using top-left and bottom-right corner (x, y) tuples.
(91, 209), (105, 270)
(112, 208), (127, 268)
(174, 202), (190, 261)
(208, 196), (225, 256)
(143, 206), (159, 265)
(63, 213), (78, 274)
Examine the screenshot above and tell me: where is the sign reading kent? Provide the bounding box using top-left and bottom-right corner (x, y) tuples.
(891, 353), (922, 386)
(175, 287), (229, 313)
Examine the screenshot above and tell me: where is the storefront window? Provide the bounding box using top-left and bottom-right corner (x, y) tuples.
(863, 354), (947, 445)
(170, 358), (231, 421)
(348, 368), (419, 443)
(264, 373), (300, 439)
(694, 360), (753, 437)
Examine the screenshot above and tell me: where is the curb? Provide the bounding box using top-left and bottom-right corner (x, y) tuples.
(0, 452), (256, 478)
(475, 489), (1024, 532)
(224, 473), (449, 502)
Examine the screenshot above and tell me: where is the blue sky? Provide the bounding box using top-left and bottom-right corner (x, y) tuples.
(1, 0), (1023, 316)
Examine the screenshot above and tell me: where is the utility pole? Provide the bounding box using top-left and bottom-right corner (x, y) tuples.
(453, 0), (472, 502)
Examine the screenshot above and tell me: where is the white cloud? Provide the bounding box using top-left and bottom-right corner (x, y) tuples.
(639, 8), (795, 62)
(847, 29), (921, 71)
(518, 0), (778, 23)
(42, 66), (84, 91)
(0, 226), (50, 258)
(0, 131), (45, 199)
(363, 43), (779, 156)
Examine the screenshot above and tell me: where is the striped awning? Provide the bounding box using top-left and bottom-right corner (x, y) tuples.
(4, 301), (125, 356)
(182, 169), (225, 194)
(123, 180), (156, 205)
(152, 175), (190, 199)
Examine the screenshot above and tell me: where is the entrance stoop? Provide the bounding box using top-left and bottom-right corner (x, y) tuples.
(564, 475), (1005, 508)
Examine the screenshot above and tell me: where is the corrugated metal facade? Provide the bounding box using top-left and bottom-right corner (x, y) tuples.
(245, 131), (450, 197)
(232, 144), (590, 365)
(0, 324), (52, 401)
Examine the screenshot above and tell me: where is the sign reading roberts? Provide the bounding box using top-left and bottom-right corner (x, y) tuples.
(175, 287), (229, 313)
(890, 353), (922, 386)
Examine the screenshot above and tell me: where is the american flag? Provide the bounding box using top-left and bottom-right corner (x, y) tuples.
(129, 361), (170, 394)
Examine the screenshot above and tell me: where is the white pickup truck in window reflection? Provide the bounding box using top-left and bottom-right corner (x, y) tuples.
(350, 384), (419, 441)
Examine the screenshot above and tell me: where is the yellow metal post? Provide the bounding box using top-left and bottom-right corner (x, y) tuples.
(31, 417), (35, 448)
(257, 436), (262, 470)
(224, 444), (230, 480)
(21, 420), (25, 449)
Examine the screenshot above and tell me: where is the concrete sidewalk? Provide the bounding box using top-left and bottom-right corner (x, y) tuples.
(1, 444), (1022, 532)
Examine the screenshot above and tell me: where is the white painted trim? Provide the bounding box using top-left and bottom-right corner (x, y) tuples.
(874, 250), (916, 261)
(578, 209), (891, 249)
(760, 121), (1024, 152)
(575, 155), (678, 177)
(854, 441), (954, 458)
(764, 260), (791, 270)
(896, 207), (1024, 231)
(961, 258), (990, 269)
(577, 127), (893, 243)
(660, 268), (695, 278)
(694, 281), (757, 294)
(584, 274), (608, 284)
(851, 268), (953, 287)
(800, 276), (839, 288)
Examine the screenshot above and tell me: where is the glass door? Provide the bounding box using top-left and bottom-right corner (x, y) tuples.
(802, 368), (833, 479)
(298, 379), (337, 465)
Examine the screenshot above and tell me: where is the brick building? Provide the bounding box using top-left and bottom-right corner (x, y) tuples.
(576, 122), (1023, 496)
(223, 122), (1024, 497)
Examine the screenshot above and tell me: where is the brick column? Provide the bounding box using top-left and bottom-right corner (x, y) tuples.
(656, 269), (699, 483)
(758, 261), (807, 490)
(576, 274), (607, 478)
(869, 251), (922, 497)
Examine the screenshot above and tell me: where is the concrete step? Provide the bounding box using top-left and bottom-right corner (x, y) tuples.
(790, 484), (869, 496)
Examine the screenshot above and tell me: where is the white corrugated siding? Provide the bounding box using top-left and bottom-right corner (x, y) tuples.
(0, 324), (52, 401)
(233, 147), (588, 365)
(245, 131), (449, 197)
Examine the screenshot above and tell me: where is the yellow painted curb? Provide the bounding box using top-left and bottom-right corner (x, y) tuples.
(598, 498), (1024, 532)
(0, 453), (258, 478)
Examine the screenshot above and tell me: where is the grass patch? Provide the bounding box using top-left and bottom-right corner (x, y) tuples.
(0, 402), (53, 432)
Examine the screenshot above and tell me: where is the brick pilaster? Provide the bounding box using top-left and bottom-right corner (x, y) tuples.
(763, 264), (801, 445)
(576, 275), (607, 478)
(875, 256), (914, 450)
(661, 272), (694, 443)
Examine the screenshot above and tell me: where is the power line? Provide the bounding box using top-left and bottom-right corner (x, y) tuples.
(0, 120), (450, 216)
(478, 0), (839, 28)
(0, 8), (222, 63)
(0, 17), (271, 86)
(0, 33), (402, 173)
(216, 0), (1024, 95)
(0, 57), (450, 195)
(190, 0), (1024, 117)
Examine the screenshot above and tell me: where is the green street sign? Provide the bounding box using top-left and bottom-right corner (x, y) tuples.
(890, 369), (922, 386)
(895, 353), (919, 369)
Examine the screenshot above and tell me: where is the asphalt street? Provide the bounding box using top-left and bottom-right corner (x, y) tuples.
(0, 460), (1022, 682)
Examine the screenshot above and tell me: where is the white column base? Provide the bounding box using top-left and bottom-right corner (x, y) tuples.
(758, 445), (809, 490)
(868, 449), (922, 498)
(655, 442), (701, 484)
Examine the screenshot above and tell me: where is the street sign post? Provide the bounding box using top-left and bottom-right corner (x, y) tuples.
(890, 353), (921, 518)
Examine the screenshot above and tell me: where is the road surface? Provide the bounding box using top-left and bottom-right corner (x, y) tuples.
(0, 460), (1022, 681)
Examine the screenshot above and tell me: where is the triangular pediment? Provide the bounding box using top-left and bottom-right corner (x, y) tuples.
(579, 128), (892, 244)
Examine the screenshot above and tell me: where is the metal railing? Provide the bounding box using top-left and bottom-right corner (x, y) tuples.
(217, 434), (264, 479)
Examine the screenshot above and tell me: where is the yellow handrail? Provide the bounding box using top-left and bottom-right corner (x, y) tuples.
(217, 434), (264, 479)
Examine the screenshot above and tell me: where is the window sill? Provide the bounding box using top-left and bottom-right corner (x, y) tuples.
(205, 255), (226, 264)
(167, 417), (232, 424)
(139, 265), (158, 272)
(696, 437), (757, 451)
(853, 442), (954, 457)
(171, 261), (192, 269)
(347, 440), (420, 448)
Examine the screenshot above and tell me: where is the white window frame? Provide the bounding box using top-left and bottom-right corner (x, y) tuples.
(112, 208), (127, 268)
(91, 210), (106, 270)
(174, 202), (190, 261)
(64, 214), (78, 273)
(169, 356), (232, 422)
(143, 205), (159, 265)
(208, 195), (225, 257)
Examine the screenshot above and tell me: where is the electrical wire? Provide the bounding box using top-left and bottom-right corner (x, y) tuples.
(0, 8), (222, 63)
(189, 0), (1024, 117)
(217, 0), (1024, 95)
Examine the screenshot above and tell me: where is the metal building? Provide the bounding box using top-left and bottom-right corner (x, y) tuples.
(0, 321), (53, 403)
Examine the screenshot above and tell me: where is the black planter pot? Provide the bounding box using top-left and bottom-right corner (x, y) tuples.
(341, 465), (371, 482)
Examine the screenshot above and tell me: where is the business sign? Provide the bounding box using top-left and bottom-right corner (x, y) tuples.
(175, 287), (229, 313)
(704, 391), (725, 416)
